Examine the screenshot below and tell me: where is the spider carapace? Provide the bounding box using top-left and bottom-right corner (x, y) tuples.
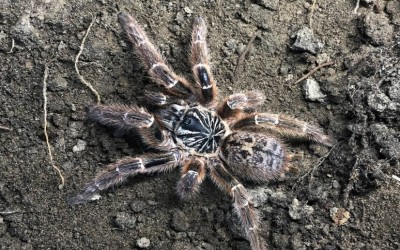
(160, 104), (227, 154)
(68, 12), (335, 250)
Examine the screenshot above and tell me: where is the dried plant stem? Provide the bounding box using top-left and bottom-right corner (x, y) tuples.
(7, 38), (15, 53)
(0, 125), (12, 132)
(233, 31), (259, 83)
(43, 63), (65, 189)
(293, 61), (334, 84)
(74, 14), (101, 104)
(353, 0), (361, 14)
(309, 0), (317, 30)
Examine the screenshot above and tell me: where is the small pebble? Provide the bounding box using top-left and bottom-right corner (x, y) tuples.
(72, 139), (87, 152)
(114, 212), (136, 229)
(302, 78), (326, 102)
(137, 237), (150, 248)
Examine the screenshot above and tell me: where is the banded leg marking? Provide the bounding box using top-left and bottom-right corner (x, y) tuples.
(67, 151), (183, 205)
(209, 158), (267, 250)
(118, 12), (196, 98)
(232, 113), (335, 147)
(88, 104), (171, 149)
(176, 158), (206, 199)
(190, 16), (217, 104)
(218, 92), (265, 118)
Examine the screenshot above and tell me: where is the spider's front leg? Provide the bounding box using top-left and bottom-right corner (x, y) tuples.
(88, 104), (172, 150)
(67, 149), (184, 205)
(118, 13), (197, 100)
(209, 158), (267, 250)
(217, 91), (265, 119)
(232, 112), (335, 147)
(190, 16), (218, 105)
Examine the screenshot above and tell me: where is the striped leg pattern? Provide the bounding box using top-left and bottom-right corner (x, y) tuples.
(218, 91), (265, 119)
(232, 113), (335, 147)
(118, 13), (197, 99)
(190, 16), (217, 105)
(209, 158), (267, 250)
(67, 150), (183, 205)
(88, 104), (172, 149)
(176, 158), (206, 199)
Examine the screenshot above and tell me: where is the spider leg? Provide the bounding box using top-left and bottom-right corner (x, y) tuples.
(118, 12), (197, 99)
(88, 104), (172, 150)
(138, 91), (178, 108)
(218, 91), (265, 119)
(176, 158), (206, 199)
(232, 113), (335, 147)
(209, 158), (267, 250)
(190, 16), (217, 105)
(67, 150), (184, 205)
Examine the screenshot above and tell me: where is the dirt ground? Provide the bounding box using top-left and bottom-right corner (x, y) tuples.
(1, 0), (399, 249)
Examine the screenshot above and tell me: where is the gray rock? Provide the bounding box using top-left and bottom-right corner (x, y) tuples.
(247, 187), (271, 207)
(302, 78), (326, 102)
(363, 12), (394, 46)
(130, 200), (147, 213)
(255, 0), (279, 10)
(370, 123), (400, 160)
(114, 212), (136, 229)
(47, 76), (69, 92)
(72, 139), (87, 152)
(240, 4), (273, 30)
(11, 14), (41, 47)
(288, 199), (314, 220)
(291, 27), (324, 54)
(171, 210), (190, 232)
(137, 237), (151, 248)
(367, 92), (396, 112)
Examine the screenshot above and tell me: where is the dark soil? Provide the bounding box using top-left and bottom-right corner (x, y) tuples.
(1, 0), (399, 249)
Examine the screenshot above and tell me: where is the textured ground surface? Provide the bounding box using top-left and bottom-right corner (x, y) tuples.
(1, 0), (399, 249)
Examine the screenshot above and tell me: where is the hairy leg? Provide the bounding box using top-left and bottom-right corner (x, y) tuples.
(218, 91), (265, 119)
(232, 112), (335, 147)
(190, 16), (217, 104)
(176, 158), (206, 199)
(67, 150), (184, 205)
(118, 12), (197, 99)
(208, 158), (267, 250)
(88, 104), (173, 149)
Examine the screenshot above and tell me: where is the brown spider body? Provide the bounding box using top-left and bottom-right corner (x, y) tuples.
(222, 132), (286, 182)
(68, 13), (334, 250)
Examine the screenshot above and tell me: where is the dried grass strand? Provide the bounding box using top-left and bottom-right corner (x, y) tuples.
(74, 14), (101, 104)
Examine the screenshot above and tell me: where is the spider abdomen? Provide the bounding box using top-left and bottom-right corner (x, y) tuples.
(221, 132), (286, 182)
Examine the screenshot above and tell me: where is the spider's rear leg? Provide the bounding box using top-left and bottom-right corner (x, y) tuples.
(118, 13), (198, 100)
(88, 104), (172, 150)
(232, 113), (335, 147)
(217, 91), (265, 119)
(67, 150), (183, 205)
(190, 16), (218, 105)
(209, 158), (267, 250)
(176, 158), (206, 199)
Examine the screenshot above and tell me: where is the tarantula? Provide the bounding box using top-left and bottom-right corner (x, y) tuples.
(68, 12), (334, 250)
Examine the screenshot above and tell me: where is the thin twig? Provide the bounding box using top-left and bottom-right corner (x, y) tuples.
(43, 63), (65, 189)
(392, 175), (400, 183)
(0, 125), (12, 132)
(7, 38), (15, 54)
(0, 210), (23, 215)
(294, 143), (338, 188)
(293, 61), (335, 84)
(233, 31), (259, 83)
(353, 0), (361, 14)
(309, 0), (317, 30)
(74, 14), (101, 104)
